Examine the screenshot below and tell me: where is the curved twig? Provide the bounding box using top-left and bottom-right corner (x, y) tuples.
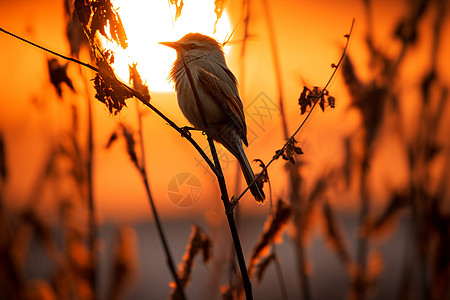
(229, 18), (355, 211)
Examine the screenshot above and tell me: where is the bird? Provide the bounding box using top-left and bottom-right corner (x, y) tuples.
(160, 33), (265, 203)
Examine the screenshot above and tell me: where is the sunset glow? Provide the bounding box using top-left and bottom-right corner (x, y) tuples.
(104, 0), (232, 92)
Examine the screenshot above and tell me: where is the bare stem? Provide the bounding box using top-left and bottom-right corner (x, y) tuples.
(267, 178), (289, 300)
(261, 0), (289, 139)
(230, 18), (355, 210)
(135, 102), (186, 300)
(81, 67), (97, 300)
(0, 27), (98, 72)
(354, 153), (370, 300)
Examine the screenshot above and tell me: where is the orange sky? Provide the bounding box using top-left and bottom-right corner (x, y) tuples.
(1, 0), (449, 222)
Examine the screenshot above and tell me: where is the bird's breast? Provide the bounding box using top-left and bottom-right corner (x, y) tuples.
(175, 70), (227, 130)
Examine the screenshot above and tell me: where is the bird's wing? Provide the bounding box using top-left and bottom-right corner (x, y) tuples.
(195, 58), (248, 145)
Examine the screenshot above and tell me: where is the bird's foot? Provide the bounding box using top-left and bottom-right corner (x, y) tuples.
(180, 126), (197, 138)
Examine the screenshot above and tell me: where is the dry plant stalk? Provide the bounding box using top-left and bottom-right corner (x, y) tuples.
(170, 225), (212, 300)
(247, 200), (291, 278)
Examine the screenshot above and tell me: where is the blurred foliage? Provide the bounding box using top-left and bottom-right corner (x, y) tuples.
(0, 0), (449, 299)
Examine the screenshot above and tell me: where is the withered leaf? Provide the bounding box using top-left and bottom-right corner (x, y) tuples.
(373, 191), (409, 230)
(108, 226), (139, 299)
(220, 285), (235, 300)
(91, 0), (128, 48)
(119, 123), (139, 169)
(170, 225), (212, 300)
(74, 0), (127, 49)
(328, 95), (336, 108)
(213, 0), (225, 34)
(105, 131), (118, 149)
(322, 201), (352, 270)
(298, 86), (309, 115)
(319, 95), (326, 112)
(104, 123), (140, 169)
(169, 0), (184, 21)
(74, 0), (91, 29)
(253, 159), (269, 190)
(285, 138), (303, 164)
(94, 59), (134, 115)
(255, 253), (276, 283)
(47, 58), (75, 97)
(66, 8), (89, 58)
(248, 200), (291, 278)
(298, 86), (336, 115)
(129, 63), (150, 102)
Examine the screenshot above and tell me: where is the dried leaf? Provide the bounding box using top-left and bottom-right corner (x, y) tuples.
(328, 95), (336, 108)
(74, 0), (91, 29)
(276, 138), (303, 165)
(255, 253), (276, 283)
(322, 201), (352, 270)
(24, 278), (57, 300)
(343, 54), (389, 148)
(129, 63), (150, 102)
(118, 123), (139, 169)
(65, 1), (89, 58)
(367, 251), (384, 285)
(47, 58), (75, 97)
(94, 58), (134, 115)
(298, 86), (309, 115)
(91, 0), (127, 48)
(394, 0), (428, 45)
(105, 131), (119, 149)
(319, 95), (325, 112)
(220, 285), (236, 300)
(169, 0), (184, 21)
(21, 210), (53, 248)
(213, 0), (226, 34)
(108, 226), (139, 300)
(74, 0), (127, 48)
(248, 200), (291, 278)
(253, 159), (268, 191)
(373, 191), (409, 231)
(170, 225), (212, 300)
(298, 86), (336, 115)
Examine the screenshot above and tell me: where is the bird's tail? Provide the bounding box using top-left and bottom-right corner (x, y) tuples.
(212, 126), (265, 203)
(236, 146), (266, 203)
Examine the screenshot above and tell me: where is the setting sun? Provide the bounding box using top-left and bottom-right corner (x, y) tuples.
(104, 0), (232, 92)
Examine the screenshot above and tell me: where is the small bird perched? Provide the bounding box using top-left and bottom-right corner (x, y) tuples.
(160, 33), (265, 203)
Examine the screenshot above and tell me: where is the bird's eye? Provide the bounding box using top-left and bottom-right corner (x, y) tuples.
(189, 43), (198, 49)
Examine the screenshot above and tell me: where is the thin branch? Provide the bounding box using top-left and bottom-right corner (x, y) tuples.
(229, 18), (355, 211)
(135, 102), (186, 300)
(80, 66), (97, 300)
(267, 174), (289, 300)
(0, 27), (98, 72)
(261, 0), (288, 139)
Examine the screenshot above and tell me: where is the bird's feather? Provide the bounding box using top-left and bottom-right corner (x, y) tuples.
(195, 58), (248, 146)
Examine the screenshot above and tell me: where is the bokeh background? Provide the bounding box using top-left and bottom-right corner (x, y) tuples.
(1, 0), (449, 299)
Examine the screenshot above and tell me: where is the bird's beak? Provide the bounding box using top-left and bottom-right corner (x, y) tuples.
(159, 41), (179, 50)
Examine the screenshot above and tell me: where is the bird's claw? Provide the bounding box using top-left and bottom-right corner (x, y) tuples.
(180, 126), (196, 138)
(202, 127), (212, 136)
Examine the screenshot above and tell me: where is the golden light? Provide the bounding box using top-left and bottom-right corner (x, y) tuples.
(104, 0), (232, 92)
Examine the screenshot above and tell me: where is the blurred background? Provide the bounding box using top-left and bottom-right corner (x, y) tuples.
(0, 0), (449, 299)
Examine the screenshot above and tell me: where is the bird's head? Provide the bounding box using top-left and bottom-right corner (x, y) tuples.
(160, 33), (223, 60)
